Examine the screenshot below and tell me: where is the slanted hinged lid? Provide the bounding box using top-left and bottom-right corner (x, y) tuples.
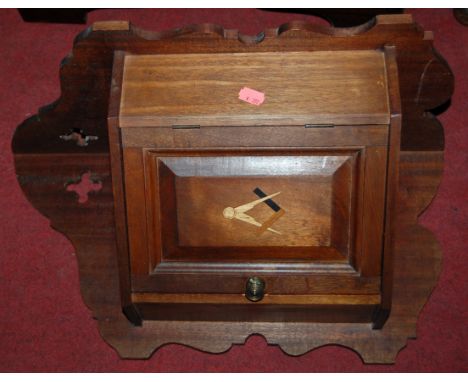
(119, 50), (390, 128)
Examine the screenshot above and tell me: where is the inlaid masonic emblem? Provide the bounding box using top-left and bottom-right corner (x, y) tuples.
(222, 188), (285, 235)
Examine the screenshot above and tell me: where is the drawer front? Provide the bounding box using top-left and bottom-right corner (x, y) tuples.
(123, 146), (387, 298)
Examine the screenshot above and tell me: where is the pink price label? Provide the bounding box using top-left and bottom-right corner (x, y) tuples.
(238, 87), (265, 106)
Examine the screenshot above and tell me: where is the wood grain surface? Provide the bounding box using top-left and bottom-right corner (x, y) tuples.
(12, 15), (453, 363)
(120, 51), (390, 127)
(161, 154), (348, 247)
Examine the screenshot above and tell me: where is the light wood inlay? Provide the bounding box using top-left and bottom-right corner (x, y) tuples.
(222, 192), (283, 235)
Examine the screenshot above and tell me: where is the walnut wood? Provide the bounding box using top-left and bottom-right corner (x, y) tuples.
(131, 293), (381, 305)
(94, 20), (130, 31)
(12, 16), (453, 154)
(373, 46), (402, 328)
(121, 125), (389, 148)
(134, 303), (379, 323)
(119, 51), (390, 127)
(12, 15), (453, 363)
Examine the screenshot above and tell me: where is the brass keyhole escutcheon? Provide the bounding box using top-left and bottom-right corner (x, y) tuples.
(245, 277), (265, 302)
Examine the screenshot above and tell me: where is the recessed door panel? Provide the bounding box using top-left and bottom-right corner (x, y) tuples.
(144, 151), (359, 265)
(157, 155), (353, 252)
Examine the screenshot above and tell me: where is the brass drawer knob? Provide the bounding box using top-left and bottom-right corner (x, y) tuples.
(245, 277), (265, 302)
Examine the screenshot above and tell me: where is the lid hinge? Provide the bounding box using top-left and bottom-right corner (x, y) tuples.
(304, 124), (335, 129)
(172, 124), (200, 130)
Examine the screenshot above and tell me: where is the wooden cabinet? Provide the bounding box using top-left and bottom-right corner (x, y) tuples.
(109, 49), (400, 326)
(12, 15), (453, 363)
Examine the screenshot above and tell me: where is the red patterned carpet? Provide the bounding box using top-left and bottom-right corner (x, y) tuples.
(0, 8), (467, 372)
